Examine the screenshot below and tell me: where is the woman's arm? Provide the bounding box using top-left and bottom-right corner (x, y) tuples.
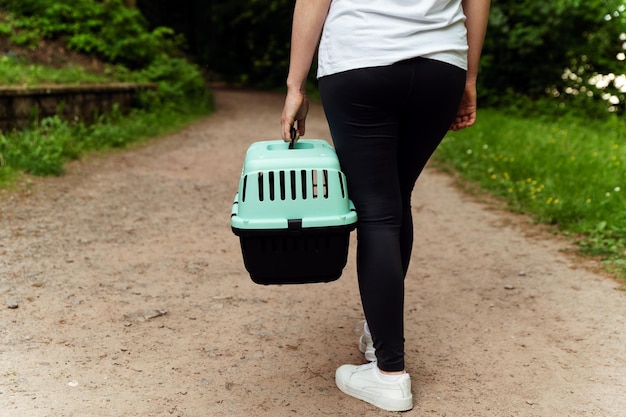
(281, 0), (332, 141)
(463, 0), (490, 85)
(450, 0), (490, 131)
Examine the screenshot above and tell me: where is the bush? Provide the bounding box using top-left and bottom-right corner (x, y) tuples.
(0, 100), (211, 179)
(0, 0), (212, 109)
(1, 0), (183, 68)
(481, 0), (626, 116)
(0, 116), (77, 176)
(131, 54), (210, 109)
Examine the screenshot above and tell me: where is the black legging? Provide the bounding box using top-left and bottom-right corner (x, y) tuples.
(319, 57), (466, 372)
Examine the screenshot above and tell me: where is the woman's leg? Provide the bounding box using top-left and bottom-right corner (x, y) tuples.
(319, 58), (466, 372)
(397, 59), (467, 275)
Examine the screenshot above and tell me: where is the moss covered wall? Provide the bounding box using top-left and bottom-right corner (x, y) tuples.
(0, 83), (155, 131)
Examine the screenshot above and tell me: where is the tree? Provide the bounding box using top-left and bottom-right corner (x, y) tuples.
(480, 0), (625, 111)
(137, 0), (295, 87)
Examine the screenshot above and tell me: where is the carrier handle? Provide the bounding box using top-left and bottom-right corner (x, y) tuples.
(289, 126), (297, 149)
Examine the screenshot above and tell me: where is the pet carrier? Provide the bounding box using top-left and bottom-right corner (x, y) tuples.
(231, 139), (357, 285)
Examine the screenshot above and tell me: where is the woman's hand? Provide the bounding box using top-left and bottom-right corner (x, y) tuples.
(453, 0), (490, 131)
(281, 89), (309, 142)
(450, 82), (477, 131)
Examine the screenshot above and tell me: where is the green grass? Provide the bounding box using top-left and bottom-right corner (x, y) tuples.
(0, 56), (116, 85)
(0, 56), (213, 185)
(0, 98), (212, 182)
(436, 109), (626, 280)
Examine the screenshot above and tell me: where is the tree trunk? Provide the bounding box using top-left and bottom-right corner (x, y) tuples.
(123, 0), (137, 8)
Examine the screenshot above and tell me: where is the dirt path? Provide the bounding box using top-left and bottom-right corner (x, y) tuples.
(1, 89), (626, 417)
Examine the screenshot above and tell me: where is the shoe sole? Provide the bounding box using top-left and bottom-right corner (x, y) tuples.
(335, 373), (413, 412)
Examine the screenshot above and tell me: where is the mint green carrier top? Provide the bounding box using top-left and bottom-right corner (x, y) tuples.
(231, 139), (357, 230)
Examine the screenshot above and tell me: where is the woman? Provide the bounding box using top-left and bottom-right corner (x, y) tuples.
(281, 0), (490, 411)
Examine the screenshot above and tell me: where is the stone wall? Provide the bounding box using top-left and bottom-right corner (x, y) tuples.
(0, 83), (156, 131)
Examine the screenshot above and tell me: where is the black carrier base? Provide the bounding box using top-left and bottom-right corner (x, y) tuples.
(233, 225), (355, 285)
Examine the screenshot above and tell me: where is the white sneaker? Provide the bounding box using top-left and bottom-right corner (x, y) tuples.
(335, 362), (413, 412)
(356, 321), (376, 362)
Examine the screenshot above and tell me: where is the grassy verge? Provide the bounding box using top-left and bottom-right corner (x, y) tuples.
(0, 98), (212, 184)
(0, 56), (116, 85)
(435, 109), (626, 281)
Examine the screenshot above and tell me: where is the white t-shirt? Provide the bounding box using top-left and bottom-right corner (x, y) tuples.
(317, 0), (468, 78)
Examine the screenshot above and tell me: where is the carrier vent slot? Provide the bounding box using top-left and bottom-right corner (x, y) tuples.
(242, 175), (248, 202)
(338, 172), (345, 199)
(312, 170), (318, 198)
(258, 172), (264, 201)
(290, 170), (297, 200)
(301, 170), (307, 199)
(279, 170), (287, 200)
(323, 169), (329, 198)
(268, 171), (275, 201)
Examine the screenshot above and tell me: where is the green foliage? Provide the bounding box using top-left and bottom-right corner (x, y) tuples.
(481, 0), (626, 115)
(0, 0), (211, 109)
(130, 54), (210, 110)
(9, 30), (40, 48)
(1, 0), (184, 68)
(0, 56), (116, 85)
(207, 0), (294, 87)
(436, 110), (626, 279)
(137, 0), (296, 88)
(0, 99), (211, 179)
(0, 116), (76, 176)
(0, 22), (11, 36)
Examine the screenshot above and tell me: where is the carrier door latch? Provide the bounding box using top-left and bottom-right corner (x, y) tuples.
(288, 219), (303, 230)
